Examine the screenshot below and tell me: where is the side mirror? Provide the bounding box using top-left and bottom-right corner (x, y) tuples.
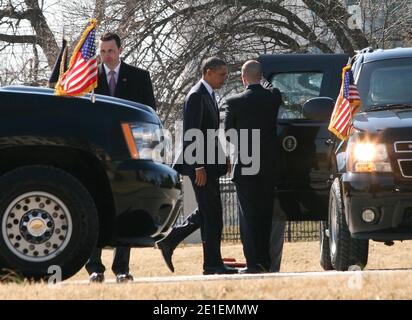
(303, 97), (335, 122)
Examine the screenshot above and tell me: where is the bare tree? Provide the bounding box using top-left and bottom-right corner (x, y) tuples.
(356, 0), (411, 48)
(0, 0), (59, 66)
(99, 0), (372, 126)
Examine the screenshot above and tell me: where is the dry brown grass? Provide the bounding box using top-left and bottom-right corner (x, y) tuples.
(1, 240), (412, 299)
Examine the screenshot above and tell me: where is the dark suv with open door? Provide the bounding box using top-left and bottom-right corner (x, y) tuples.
(259, 48), (412, 271)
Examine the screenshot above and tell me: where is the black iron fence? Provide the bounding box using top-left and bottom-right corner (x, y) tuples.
(178, 176), (320, 242)
(219, 177), (319, 242)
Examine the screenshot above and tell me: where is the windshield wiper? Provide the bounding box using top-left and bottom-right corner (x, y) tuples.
(368, 104), (412, 111)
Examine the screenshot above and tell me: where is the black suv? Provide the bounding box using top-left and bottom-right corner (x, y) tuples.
(0, 86), (181, 280)
(260, 48), (412, 271)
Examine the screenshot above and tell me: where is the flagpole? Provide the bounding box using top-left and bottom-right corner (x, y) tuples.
(348, 64), (354, 137)
(91, 19), (96, 104)
(91, 90), (96, 103)
(347, 55), (356, 137)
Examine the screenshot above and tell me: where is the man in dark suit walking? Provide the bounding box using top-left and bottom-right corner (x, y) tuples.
(85, 32), (156, 283)
(225, 60), (282, 273)
(158, 57), (237, 275)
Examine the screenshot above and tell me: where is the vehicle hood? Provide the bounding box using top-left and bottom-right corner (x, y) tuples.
(353, 109), (412, 133)
(0, 85), (160, 124)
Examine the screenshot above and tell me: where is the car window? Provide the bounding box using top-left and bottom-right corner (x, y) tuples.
(271, 72), (323, 119)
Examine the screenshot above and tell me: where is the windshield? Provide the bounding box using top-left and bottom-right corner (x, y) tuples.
(357, 58), (412, 111)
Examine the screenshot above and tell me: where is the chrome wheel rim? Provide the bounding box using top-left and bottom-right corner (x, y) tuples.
(2, 192), (73, 262)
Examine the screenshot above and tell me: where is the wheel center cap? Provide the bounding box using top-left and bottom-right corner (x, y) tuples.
(27, 218), (47, 237)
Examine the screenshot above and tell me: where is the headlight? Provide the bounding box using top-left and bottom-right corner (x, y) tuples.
(121, 122), (172, 163)
(347, 142), (392, 172)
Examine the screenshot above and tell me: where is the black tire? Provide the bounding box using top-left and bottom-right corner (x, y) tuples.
(319, 221), (333, 270)
(0, 252), (11, 277)
(0, 165), (99, 281)
(329, 178), (368, 271)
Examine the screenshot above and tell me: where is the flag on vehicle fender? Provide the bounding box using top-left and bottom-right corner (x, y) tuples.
(328, 65), (361, 140)
(55, 19), (98, 97)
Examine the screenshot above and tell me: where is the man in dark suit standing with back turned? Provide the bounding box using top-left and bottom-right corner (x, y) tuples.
(85, 32), (156, 283)
(158, 57), (237, 275)
(225, 60), (281, 273)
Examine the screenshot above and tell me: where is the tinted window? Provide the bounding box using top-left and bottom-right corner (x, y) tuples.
(357, 58), (412, 109)
(271, 72), (323, 119)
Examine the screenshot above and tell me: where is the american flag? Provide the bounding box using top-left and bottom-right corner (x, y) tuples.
(55, 19), (98, 96)
(328, 64), (361, 140)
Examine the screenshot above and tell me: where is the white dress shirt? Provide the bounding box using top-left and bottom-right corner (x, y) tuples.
(200, 78), (214, 98)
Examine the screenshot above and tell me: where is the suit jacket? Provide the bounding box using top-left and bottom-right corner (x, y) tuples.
(173, 81), (226, 177)
(224, 84), (282, 182)
(95, 61), (156, 110)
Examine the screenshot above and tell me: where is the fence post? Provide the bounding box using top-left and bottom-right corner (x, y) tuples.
(287, 221), (292, 242)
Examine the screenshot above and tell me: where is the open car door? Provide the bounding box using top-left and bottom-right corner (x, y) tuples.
(259, 54), (348, 220)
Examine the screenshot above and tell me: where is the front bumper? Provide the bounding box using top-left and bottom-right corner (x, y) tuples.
(108, 159), (182, 246)
(342, 172), (412, 240)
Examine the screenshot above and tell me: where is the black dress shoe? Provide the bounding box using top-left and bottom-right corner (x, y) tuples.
(157, 241), (175, 273)
(89, 272), (105, 283)
(239, 265), (267, 274)
(203, 265), (239, 275)
(116, 273), (134, 283)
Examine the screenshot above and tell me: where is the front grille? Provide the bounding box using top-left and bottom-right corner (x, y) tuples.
(398, 159), (412, 178)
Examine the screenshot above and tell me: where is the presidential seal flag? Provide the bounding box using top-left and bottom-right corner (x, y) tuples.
(55, 19), (98, 97)
(48, 35), (68, 88)
(328, 64), (361, 140)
